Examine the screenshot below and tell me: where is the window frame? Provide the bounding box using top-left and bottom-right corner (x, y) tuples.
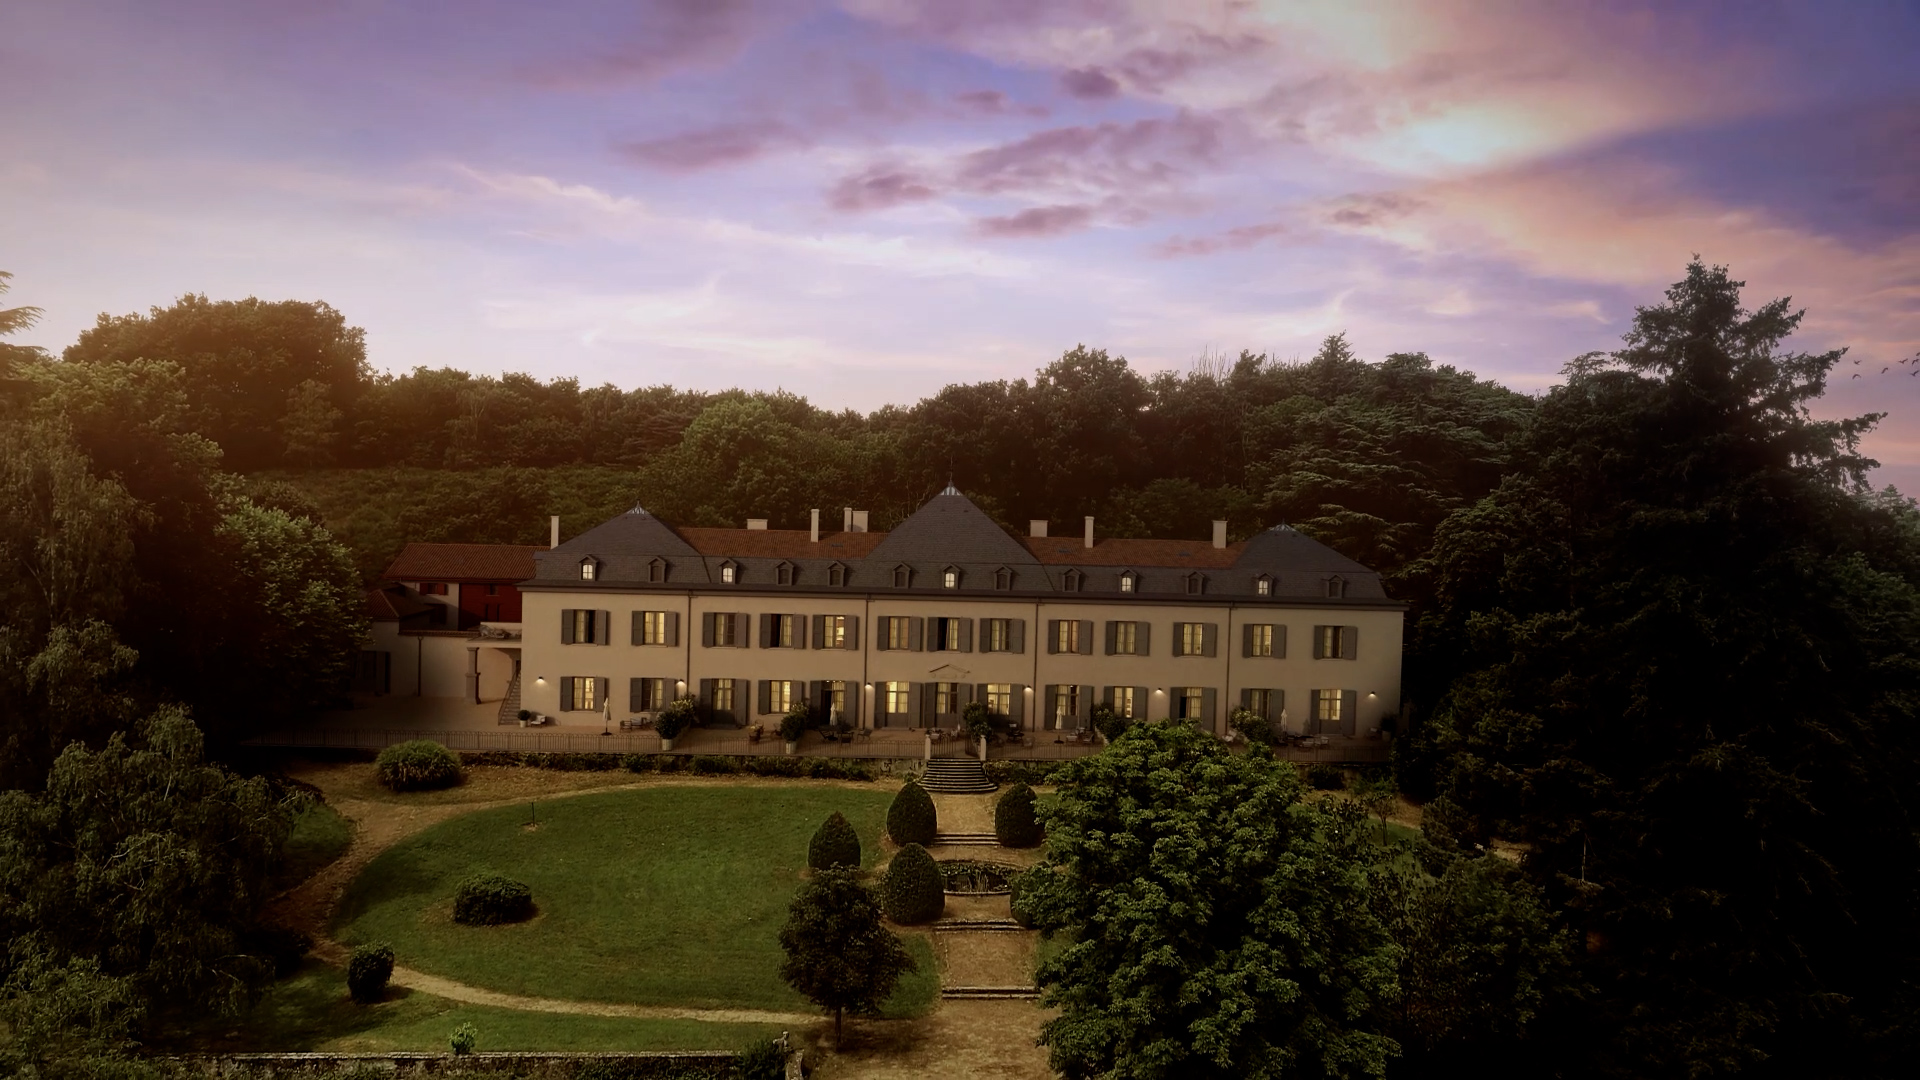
(719, 561), (738, 584)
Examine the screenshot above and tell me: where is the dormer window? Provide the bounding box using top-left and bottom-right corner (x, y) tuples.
(579, 558), (599, 581)
(1325, 575), (1346, 599)
(776, 561), (796, 586)
(1119, 570), (1137, 593)
(1255, 574), (1273, 597)
(828, 562), (848, 587)
(1063, 569), (1084, 592)
(995, 566), (1014, 590)
(1186, 572), (1207, 596)
(893, 564), (912, 588)
(647, 557), (667, 583)
(719, 560), (739, 584)
(942, 566), (960, 589)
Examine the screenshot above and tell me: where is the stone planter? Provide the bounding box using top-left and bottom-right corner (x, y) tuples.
(660, 736), (676, 752)
(784, 740), (799, 755)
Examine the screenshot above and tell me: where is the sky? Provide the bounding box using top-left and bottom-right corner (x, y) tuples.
(4, 1), (1918, 490)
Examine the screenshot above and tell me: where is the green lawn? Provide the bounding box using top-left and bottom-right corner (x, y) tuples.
(152, 963), (780, 1053)
(334, 786), (938, 1016)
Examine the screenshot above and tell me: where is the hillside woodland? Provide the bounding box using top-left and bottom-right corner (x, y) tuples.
(2, 265), (1917, 1078)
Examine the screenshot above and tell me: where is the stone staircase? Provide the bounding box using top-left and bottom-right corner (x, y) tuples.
(934, 918), (1025, 932)
(919, 757), (997, 794)
(941, 986), (1042, 1000)
(932, 831), (1000, 846)
(496, 672), (522, 725)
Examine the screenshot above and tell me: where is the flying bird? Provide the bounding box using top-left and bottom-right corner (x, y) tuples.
(1883, 367), (1890, 373)
(1852, 373), (1861, 378)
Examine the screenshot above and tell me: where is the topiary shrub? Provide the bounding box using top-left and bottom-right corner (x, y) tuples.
(886, 779), (937, 846)
(374, 740), (462, 792)
(452, 872), (534, 925)
(994, 782), (1042, 848)
(347, 942), (394, 1003)
(882, 844), (944, 924)
(1306, 763), (1347, 791)
(809, 811), (862, 871)
(779, 705), (810, 744)
(654, 696), (697, 741)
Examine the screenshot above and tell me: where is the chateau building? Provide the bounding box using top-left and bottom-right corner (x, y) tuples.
(514, 487), (1404, 737)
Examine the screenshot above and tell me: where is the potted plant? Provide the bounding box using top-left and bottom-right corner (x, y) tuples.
(517, 708), (532, 728)
(780, 704), (810, 755)
(655, 696), (696, 751)
(963, 701), (993, 744)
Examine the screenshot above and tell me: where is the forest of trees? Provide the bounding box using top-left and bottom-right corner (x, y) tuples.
(4, 264), (1919, 1078)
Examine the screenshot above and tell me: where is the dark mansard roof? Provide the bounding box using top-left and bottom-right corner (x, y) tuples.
(528, 487), (1392, 603)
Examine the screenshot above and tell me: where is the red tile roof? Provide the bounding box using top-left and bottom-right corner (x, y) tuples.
(383, 543), (542, 582)
(677, 528), (889, 559)
(1019, 537), (1245, 568)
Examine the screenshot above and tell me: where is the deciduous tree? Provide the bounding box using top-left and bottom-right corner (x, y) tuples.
(777, 869), (915, 1042)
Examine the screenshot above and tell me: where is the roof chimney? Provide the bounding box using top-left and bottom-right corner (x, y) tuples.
(851, 510), (869, 533)
(1084, 516), (1095, 549)
(810, 508), (820, 543)
(746, 518), (769, 531)
(550, 515), (560, 549)
(1212, 520), (1228, 549)
(843, 507), (853, 532)
(1029, 520), (1048, 538)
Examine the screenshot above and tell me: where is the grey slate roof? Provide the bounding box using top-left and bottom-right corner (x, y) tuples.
(523, 492), (1394, 604)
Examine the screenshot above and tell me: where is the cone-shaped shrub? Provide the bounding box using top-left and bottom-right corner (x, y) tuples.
(453, 872), (534, 925)
(994, 782), (1042, 848)
(882, 843), (944, 925)
(375, 740), (462, 791)
(808, 810), (862, 871)
(886, 779), (937, 846)
(347, 943), (394, 1003)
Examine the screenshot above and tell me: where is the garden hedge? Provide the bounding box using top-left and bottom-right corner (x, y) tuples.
(882, 843), (944, 925)
(1306, 763), (1347, 791)
(452, 872), (535, 925)
(374, 740), (462, 791)
(993, 782), (1042, 848)
(808, 811), (862, 871)
(347, 942), (394, 1003)
(886, 779), (937, 846)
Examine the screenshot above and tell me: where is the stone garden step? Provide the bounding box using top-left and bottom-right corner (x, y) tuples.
(941, 986), (1042, 1000)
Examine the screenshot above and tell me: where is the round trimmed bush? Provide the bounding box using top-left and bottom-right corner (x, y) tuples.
(452, 872), (534, 925)
(886, 779), (937, 847)
(882, 843), (944, 925)
(374, 740), (462, 792)
(994, 782), (1042, 848)
(347, 942), (394, 1003)
(654, 697), (697, 740)
(808, 811), (862, 871)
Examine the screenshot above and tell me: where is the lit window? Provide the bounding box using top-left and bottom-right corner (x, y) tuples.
(932, 617), (964, 650)
(934, 682), (958, 714)
(984, 619), (1010, 651)
(885, 681), (911, 714)
(712, 678), (735, 712)
(823, 681), (848, 721)
(1055, 620), (1080, 653)
(772, 614), (795, 648)
(1316, 625), (1349, 659)
(1052, 685), (1080, 724)
(885, 616), (912, 649)
(580, 561), (596, 581)
(1119, 572), (1135, 593)
(1178, 622), (1203, 656)
(567, 676), (598, 711)
(1249, 625), (1275, 657)
(1114, 686), (1137, 718)
(1113, 621), (1137, 655)
(1315, 688), (1342, 723)
(635, 677), (667, 711)
(943, 569), (958, 589)
(985, 684), (1012, 715)
(721, 564), (736, 584)
(1247, 689), (1272, 718)
(571, 609), (597, 644)
(769, 680), (794, 713)
(1179, 686), (1204, 720)
(713, 615), (739, 647)
(641, 611), (670, 645)
(1256, 576), (1272, 596)
(822, 615), (847, 648)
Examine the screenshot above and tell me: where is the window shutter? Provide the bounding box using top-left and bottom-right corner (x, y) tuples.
(1078, 620), (1094, 655)
(1042, 685), (1057, 728)
(845, 616), (860, 651)
(1009, 619), (1025, 654)
(1137, 622), (1151, 657)
(1312, 628), (1327, 659)
(909, 618), (924, 651)
(1341, 626), (1358, 660)
(734, 613), (750, 647)
(907, 683), (924, 724)
(1046, 620), (1060, 654)
(701, 613), (716, 648)
(810, 615), (825, 650)
(1202, 623), (1219, 657)
(1103, 685), (1116, 707)
(758, 680), (773, 715)
(630, 678), (644, 712)
(1242, 623), (1255, 658)
(666, 611), (680, 647)
(843, 682), (860, 724)
(759, 614), (774, 649)
(1274, 689), (1285, 720)
(597, 677), (610, 706)
(631, 611), (643, 646)
(1010, 683), (1027, 727)
(699, 678), (715, 711)
(1202, 687), (1218, 728)
(1274, 624), (1286, 659)
(1104, 621), (1117, 655)
(1135, 686), (1150, 718)
(959, 618), (973, 652)
(561, 610), (576, 644)
(795, 615), (809, 649)
(1341, 689), (1358, 735)
(1306, 689), (1322, 735)
(597, 612), (611, 644)
(1080, 685), (1096, 726)
(977, 683), (991, 713)
(1239, 687), (1253, 710)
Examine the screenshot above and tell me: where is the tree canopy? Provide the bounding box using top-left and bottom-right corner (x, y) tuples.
(778, 868), (915, 1041)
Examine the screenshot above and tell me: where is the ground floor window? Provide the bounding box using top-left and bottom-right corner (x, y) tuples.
(985, 683), (1012, 716)
(1113, 686), (1138, 718)
(564, 676), (599, 711)
(1245, 688), (1273, 719)
(933, 681), (960, 715)
(1177, 686), (1204, 721)
(1314, 688), (1343, 724)
(768, 680), (795, 714)
(823, 681), (848, 721)
(632, 677), (668, 712)
(884, 681), (911, 714)
(1052, 685), (1079, 726)
(712, 678), (735, 713)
